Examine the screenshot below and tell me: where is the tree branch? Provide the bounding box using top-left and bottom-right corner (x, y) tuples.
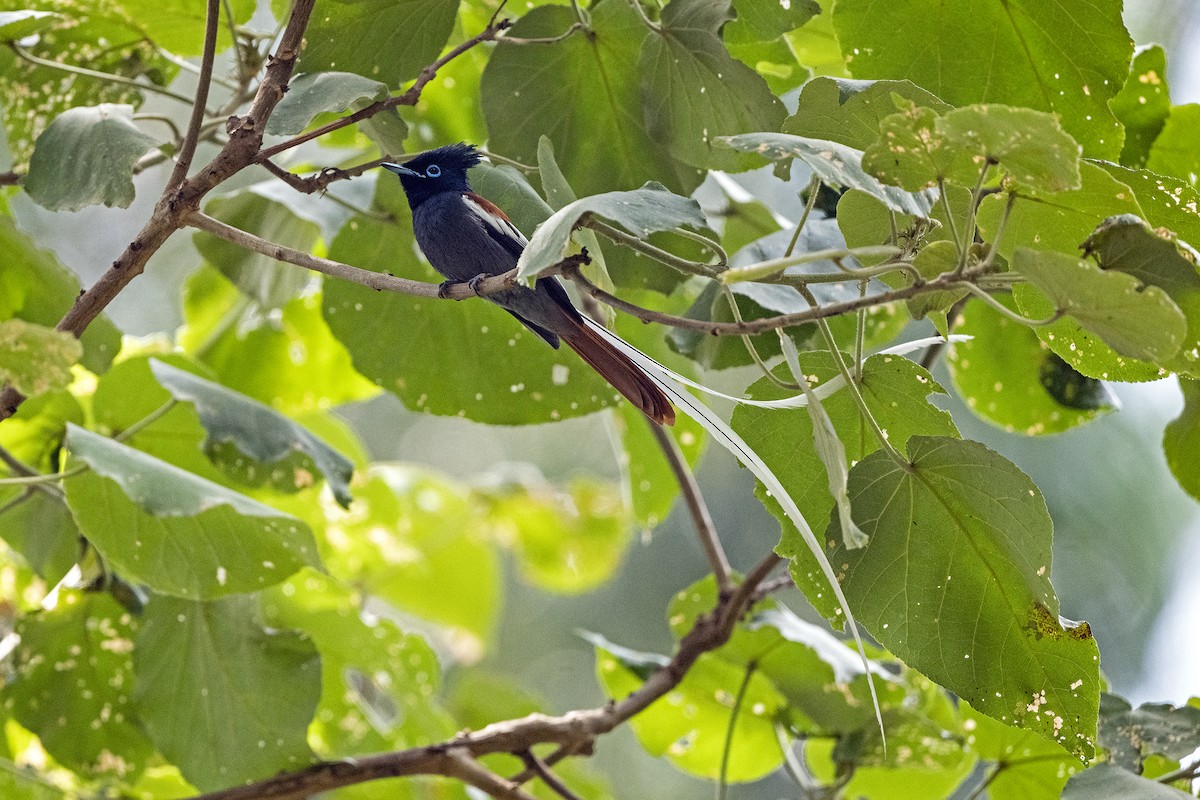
(187, 545), (782, 800)
(168, 0), (222, 188)
(647, 420), (732, 595)
(517, 751), (585, 800)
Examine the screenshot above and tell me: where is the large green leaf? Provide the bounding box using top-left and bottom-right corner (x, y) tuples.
(637, 0), (786, 171)
(1011, 248), (1186, 362)
(268, 71), (387, 135)
(835, 436), (1102, 758)
(3, 591), (154, 779)
(299, 0), (459, 87)
(0, 10), (59, 40)
(1111, 45), (1170, 168)
(262, 569), (457, 758)
(323, 182), (614, 424)
(592, 639), (786, 781)
(516, 182), (706, 279)
(133, 594), (320, 792)
(1146, 104), (1200, 189)
(783, 76), (949, 150)
(729, 0), (818, 40)
(1164, 379), (1200, 503)
(720, 132), (938, 215)
(24, 104), (159, 212)
(1081, 214), (1200, 377)
(1062, 764), (1194, 799)
(482, 1), (704, 196)
(732, 351), (958, 620)
(948, 297), (1113, 435)
(832, 0), (1131, 159)
(149, 359), (354, 508)
(64, 425), (320, 599)
(0, 319), (81, 398)
(179, 266), (379, 414)
(0, 217), (120, 374)
(318, 469), (501, 653)
(863, 104), (1081, 194)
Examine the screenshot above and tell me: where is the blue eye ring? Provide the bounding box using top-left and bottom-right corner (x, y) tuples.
(426, 164), (441, 178)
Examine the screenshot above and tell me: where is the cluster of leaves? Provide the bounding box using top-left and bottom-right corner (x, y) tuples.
(1, 0), (1200, 798)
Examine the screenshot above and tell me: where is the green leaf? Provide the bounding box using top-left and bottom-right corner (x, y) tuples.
(904, 240), (968, 328)
(638, 0), (787, 171)
(1098, 693), (1200, 771)
(482, 1), (704, 196)
(835, 436), (1102, 758)
(962, 702), (1082, 799)
(730, 0), (818, 40)
(1095, 163), (1200, 248)
(0, 217), (120, 374)
(485, 477), (631, 594)
(323, 198), (613, 424)
(1012, 248), (1186, 362)
(1111, 45), (1170, 168)
(0, 388), (81, 472)
(1165, 378), (1200, 503)
(133, 594), (319, 792)
(179, 266), (379, 414)
(832, 0), (1131, 159)
(593, 643), (786, 781)
(3, 591), (154, 779)
(784, 76), (950, 150)
(267, 71), (389, 135)
(319, 470), (501, 652)
(516, 182), (706, 279)
(0, 492), (80, 586)
(64, 425), (321, 599)
(1146, 104), (1200, 187)
(720, 132), (939, 215)
(149, 359), (355, 508)
(1081, 214), (1200, 377)
(299, 0), (459, 87)
(24, 104), (159, 212)
(0, 10), (60, 40)
(948, 297), (1113, 435)
(1062, 764), (1194, 799)
(262, 569), (457, 757)
(194, 186), (320, 309)
(732, 351), (958, 620)
(864, 104), (1082, 193)
(117, 0), (254, 55)
(0, 320), (81, 397)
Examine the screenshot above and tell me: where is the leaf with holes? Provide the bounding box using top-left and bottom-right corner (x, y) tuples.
(0, 319), (81, 398)
(1111, 45), (1170, 168)
(833, 436), (1102, 758)
(784, 76), (950, 150)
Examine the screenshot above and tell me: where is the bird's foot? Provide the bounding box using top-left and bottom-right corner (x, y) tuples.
(467, 273), (491, 296)
(437, 280), (462, 299)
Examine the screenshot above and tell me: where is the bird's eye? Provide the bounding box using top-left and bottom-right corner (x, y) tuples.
(426, 164), (441, 178)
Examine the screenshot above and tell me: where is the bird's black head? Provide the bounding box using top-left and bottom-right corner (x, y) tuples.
(381, 143), (481, 210)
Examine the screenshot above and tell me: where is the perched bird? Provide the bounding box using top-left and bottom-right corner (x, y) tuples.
(381, 143), (675, 425)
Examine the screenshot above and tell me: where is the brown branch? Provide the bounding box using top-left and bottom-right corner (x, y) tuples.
(647, 420), (732, 595)
(0, 171), (20, 186)
(188, 552), (781, 800)
(259, 158), (380, 194)
(257, 17), (513, 162)
(168, 0), (221, 188)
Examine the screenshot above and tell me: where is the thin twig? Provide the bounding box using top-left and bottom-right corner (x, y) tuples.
(518, 751), (584, 800)
(585, 218), (721, 278)
(169, 0), (222, 188)
(499, 22), (583, 44)
(647, 420), (733, 595)
(9, 43), (200, 107)
(784, 175), (822, 259)
(717, 661), (758, 800)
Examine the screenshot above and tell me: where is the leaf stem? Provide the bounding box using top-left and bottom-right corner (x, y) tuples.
(784, 175), (822, 258)
(717, 661), (758, 800)
(960, 284), (1063, 327)
(721, 284), (800, 391)
(937, 177), (964, 260)
(584, 217), (721, 278)
(500, 22), (583, 44)
(957, 160), (992, 273)
(628, 0), (662, 32)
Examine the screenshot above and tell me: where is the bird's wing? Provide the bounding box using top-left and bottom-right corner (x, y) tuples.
(462, 192), (528, 259)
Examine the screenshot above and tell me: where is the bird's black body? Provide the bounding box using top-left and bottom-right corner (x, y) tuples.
(382, 143), (674, 425)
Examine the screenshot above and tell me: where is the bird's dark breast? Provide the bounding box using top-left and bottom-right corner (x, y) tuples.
(412, 193), (517, 283)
